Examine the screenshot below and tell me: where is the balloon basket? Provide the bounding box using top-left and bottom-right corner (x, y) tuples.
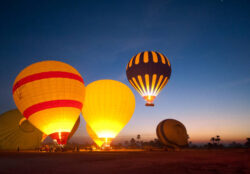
(145, 103), (154, 107)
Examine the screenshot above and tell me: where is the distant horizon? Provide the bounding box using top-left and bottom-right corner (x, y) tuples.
(1, 0), (249, 145)
(67, 134), (248, 145)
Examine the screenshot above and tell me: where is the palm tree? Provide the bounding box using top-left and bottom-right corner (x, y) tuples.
(136, 134), (141, 148)
(124, 141), (129, 147)
(210, 137), (215, 144)
(215, 135), (221, 145)
(245, 138), (250, 148)
(137, 134), (141, 141)
(130, 138), (136, 146)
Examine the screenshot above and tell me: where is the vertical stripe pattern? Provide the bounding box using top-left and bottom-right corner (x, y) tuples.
(126, 51), (171, 105)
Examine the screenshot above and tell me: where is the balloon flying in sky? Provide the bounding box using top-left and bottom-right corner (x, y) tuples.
(126, 51), (171, 106)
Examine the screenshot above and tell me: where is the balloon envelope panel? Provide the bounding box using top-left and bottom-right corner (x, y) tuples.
(12, 60), (85, 144)
(86, 124), (104, 147)
(156, 119), (188, 148)
(126, 51), (171, 106)
(82, 80), (135, 139)
(67, 116), (81, 141)
(0, 109), (43, 150)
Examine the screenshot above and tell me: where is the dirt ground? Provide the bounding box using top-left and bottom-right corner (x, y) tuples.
(0, 149), (249, 174)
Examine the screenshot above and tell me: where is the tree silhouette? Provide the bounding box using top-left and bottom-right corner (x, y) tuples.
(136, 134), (141, 148)
(137, 134), (141, 141)
(245, 138), (250, 148)
(215, 135), (221, 145)
(229, 141), (242, 148)
(124, 141), (129, 146)
(210, 137), (215, 144)
(130, 138), (136, 148)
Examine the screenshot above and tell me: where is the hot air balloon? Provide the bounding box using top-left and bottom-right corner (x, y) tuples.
(12, 60), (85, 145)
(156, 119), (188, 149)
(86, 124), (105, 147)
(67, 116), (80, 141)
(0, 109), (43, 150)
(82, 80), (135, 147)
(126, 51), (171, 106)
(43, 116), (80, 143)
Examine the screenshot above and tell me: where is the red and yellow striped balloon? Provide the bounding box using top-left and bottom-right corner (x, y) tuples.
(12, 60), (85, 145)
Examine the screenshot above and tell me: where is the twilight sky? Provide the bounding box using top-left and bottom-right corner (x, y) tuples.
(0, 0), (249, 144)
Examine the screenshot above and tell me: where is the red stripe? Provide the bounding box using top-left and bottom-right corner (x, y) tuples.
(23, 100), (82, 119)
(49, 132), (70, 145)
(13, 71), (84, 93)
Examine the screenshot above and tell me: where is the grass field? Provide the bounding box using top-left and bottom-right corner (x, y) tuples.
(0, 149), (249, 174)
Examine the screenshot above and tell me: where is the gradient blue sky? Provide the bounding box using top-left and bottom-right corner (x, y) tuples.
(0, 0), (249, 143)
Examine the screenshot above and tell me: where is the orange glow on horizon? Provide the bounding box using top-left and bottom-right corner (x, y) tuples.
(100, 137), (113, 148)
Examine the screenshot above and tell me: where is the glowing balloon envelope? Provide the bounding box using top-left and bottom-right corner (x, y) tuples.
(0, 109), (43, 150)
(126, 51), (171, 106)
(82, 80), (135, 146)
(12, 60), (85, 145)
(156, 119), (188, 148)
(86, 124), (104, 147)
(67, 116), (80, 141)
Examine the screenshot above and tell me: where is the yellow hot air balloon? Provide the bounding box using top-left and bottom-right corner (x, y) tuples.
(86, 124), (104, 147)
(12, 60), (85, 145)
(82, 80), (135, 147)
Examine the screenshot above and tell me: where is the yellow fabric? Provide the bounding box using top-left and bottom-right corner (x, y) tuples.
(138, 75), (146, 94)
(129, 56), (135, 67)
(145, 74), (150, 93)
(135, 52), (141, 65)
(13, 60), (81, 83)
(152, 52), (158, 63)
(143, 51), (149, 63)
(129, 80), (143, 96)
(150, 74), (157, 94)
(13, 78), (84, 112)
(155, 77), (168, 96)
(132, 77), (143, 95)
(29, 107), (80, 135)
(82, 80), (135, 139)
(86, 124), (104, 147)
(158, 53), (166, 64)
(153, 75), (164, 95)
(13, 60), (85, 136)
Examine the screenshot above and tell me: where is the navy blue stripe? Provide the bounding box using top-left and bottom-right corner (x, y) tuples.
(139, 51), (145, 64)
(148, 51), (153, 63)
